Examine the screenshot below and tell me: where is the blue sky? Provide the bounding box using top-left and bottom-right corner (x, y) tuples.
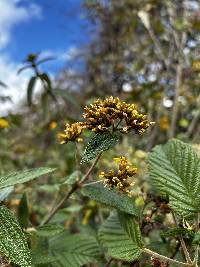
(9, 0), (90, 63)
(0, 0), (92, 114)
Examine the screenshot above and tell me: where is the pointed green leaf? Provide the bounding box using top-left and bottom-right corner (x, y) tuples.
(27, 76), (37, 106)
(18, 193), (29, 229)
(149, 139), (200, 218)
(118, 211), (143, 248)
(98, 212), (141, 262)
(81, 131), (120, 164)
(0, 167), (56, 189)
(33, 231), (101, 267)
(0, 206), (32, 267)
(40, 73), (52, 90)
(36, 224), (65, 237)
(82, 183), (139, 216)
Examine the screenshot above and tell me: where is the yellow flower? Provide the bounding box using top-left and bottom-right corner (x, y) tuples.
(99, 156), (137, 197)
(83, 96), (154, 134)
(49, 121), (57, 130)
(58, 122), (86, 144)
(0, 118), (9, 129)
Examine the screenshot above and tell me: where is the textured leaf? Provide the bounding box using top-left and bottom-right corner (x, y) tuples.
(82, 183), (139, 216)
(0, 206), (32, 267)
(81, 131), (120, 164)
(27, 76), (37, 106)
(149, 139), (200, 218)
(0, 167), (56, 189)
(98, 212), (141, 262)
(36, 224), (65, 237)
(18, 193), (29, 228)
(193, 231), (200, 245)
(34, 231), (100, 267)
(160, 228), (194, 239)
(118, 211), (143, 247)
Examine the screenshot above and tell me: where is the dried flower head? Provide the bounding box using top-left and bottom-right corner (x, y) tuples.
(83, 96), (154, 134)
(58, 122), (86, 144)
(99, 156), (137, 197)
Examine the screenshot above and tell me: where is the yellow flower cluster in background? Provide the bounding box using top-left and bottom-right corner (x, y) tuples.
(49, 121), (57, 130)
(99, 156), (137, 197)
(0, 118), (9, 129)
(58, 122), (86, 144)
(59, 96), (154, 144)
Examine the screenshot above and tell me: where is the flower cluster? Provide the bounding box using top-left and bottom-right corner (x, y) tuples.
(83, 96), (153, 134)
(58, 122), (86, 144)
(99, 156), (137, 197)
(59, 96), (154, 144)
(0, 118), (9, 129)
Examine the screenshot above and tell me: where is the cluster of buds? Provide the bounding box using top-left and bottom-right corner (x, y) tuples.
(99, 157), (137, 197)
(83, 96), (153, 134)
(59, 96), (154, 144)
(58, 122), (86, 144)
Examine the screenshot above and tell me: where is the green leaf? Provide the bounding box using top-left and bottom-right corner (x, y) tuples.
(81, 131), (120, 164)
(31, 236), (56, 265)
(36, 224), (65, 237)
(18, 193), (29, 228)
(98, 212), (141, 262)
(149, 139), (200, 218)
(193, 231), (200, 245)
(160, 228), (194, 239)
(0, 206), (32, 267)
(40, 72), (52, 90)
(118, 211), (143, 247)
(82, 183), (139, 216)
(27, 76), (37, 106)
(0, 167), (56, 189)
(45, 232), (100, 267)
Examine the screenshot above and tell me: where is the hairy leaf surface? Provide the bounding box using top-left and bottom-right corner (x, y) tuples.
(82, 183), (139, 216)
(149, 139), (200, 217)
(0, 206), (32, 267)
(81, 131), (120, 164)
(98, 212), (141, 262)
(0, 167), (56, 189)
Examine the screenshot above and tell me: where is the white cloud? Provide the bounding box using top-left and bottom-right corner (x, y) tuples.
(40, 47), (79, 62)
(0, 0), (42, 49)
(0, 54), (33, 115)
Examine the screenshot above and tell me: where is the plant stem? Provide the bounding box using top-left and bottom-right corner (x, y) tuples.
(40, 153), (102, 225)
(143, 248), (192, 267)
(172, 212), (192, 264)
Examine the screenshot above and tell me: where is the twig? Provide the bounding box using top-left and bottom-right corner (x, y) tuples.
(40, 153), (102, 225)
(172, 212), (192, 264)
(143, 248), (192, 267)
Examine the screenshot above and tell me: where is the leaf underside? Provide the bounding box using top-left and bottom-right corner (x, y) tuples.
(81, 131), (120, 164)
(0, 206), (32, 267)
(82, 183), (139, 216)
